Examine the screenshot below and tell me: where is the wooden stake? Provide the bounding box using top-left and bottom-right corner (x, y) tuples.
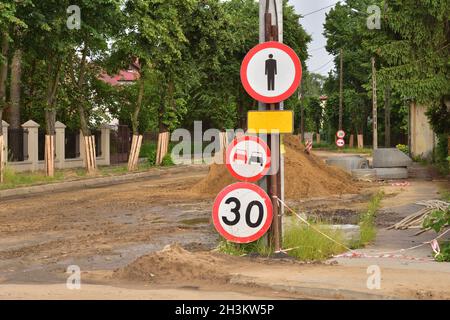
(0, 135), (4, 183)
(128, 134), (136, 170)
(91, 136), (97, 170)
(156, 132), (169, 165)
(45, 135), (55, 177)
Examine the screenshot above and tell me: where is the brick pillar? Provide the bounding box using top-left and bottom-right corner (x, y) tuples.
(100, 124), (111, 165)
(22, 120), (40, 172)
(55, 121), (66, 169)
(2, 120), (9, 157)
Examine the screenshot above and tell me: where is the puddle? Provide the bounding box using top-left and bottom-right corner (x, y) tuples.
(306, 209), (360, 225)
(180, 218), (210, 225)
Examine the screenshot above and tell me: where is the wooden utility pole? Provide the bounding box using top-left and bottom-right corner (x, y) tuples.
(384, 82), (391, 147)
(260, 0), (282, 252)
(371, 57), (378, 149)
(339, 48), (343, 131)
(298, 89), (304, 141)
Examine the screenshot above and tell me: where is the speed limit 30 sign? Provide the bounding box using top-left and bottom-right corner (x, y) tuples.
(212, 182), (273, 243)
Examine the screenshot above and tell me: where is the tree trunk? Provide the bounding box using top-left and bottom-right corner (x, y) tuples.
(131, 77), (144, 135)
(0, 32), (9, 137)
(128, 77), (145, 171)
(75, 47), (97, 173)
(0, 36), (5, 179)
(44, 59), (63, 177)
(300, 101), (304, 142)
(384, 83), (391, 147)
(9, 48), (22, 129)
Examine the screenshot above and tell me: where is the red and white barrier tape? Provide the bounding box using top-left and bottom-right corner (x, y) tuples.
(391, 181), (410, 187)
(275, 197), (449, 262)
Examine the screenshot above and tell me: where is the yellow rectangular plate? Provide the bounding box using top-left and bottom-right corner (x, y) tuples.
(247, 110), (294, 134)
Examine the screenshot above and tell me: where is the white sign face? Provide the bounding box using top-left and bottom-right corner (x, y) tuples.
(241, 41), (302, 104)
(336, 138), (345, 147)
(336, 130), (346, 139)
(226, 136), (271, 182)
(212, 183), (273, 243)
(246, 48), (295, 98)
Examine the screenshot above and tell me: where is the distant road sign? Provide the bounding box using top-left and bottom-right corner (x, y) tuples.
(336, 130), (346, 139)
(212, 182), (273, 243)
(336, 138), (345, 148)
(226, 135), (271, 182)
(241, 41), (302, 104)
(247, 110), (294, 134)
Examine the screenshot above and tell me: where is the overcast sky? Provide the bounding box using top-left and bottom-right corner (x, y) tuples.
(289, 0), (340, 76)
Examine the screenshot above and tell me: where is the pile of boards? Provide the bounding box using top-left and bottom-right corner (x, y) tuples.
(388, 200), (449, 233)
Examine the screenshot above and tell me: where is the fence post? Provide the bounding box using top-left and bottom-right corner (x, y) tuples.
(2, 120), (9, 158)
(55, 121), (66, 169)
(100, 124), (111, 165)
(22, 120), (40, 172)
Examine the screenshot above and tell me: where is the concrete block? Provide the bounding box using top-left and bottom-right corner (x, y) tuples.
(326, 156), (369, 173)
(322, 224), (360, 242)
(351, 169), (377, 181)
(373, 148), (412, 168)
(375, 167), (408, 180)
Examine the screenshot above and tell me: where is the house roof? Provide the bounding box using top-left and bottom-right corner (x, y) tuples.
(99, 69), (140, 86)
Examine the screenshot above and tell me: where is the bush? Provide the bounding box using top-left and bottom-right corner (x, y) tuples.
(396, 144), (409, 155)
(139, 141), (174, 166)
(423, 201), (450, 262)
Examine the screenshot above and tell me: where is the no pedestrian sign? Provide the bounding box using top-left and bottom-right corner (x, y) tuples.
(212, 182), (273, 243)
(241, 41), (302, 104)
(226, 135), (271, 182)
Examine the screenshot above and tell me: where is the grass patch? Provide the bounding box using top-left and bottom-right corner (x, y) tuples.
(0, 167), (64, 190)
(355, 190), (384, 246)
(439, 189), (450, 202)
(283, 223), (348, 261)
(313, 142), (372, 155)
(217, 238), (272, 257)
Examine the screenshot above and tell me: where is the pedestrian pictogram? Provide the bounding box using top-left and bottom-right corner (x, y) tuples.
(212, 182), (273, 243)
(241, 41), (302, 104)
(226, 135), (271, 182)
(336, 130), (346, 139)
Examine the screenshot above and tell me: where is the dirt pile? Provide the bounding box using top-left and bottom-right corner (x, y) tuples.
(191, 134), (358, 199)
(114, 244), (231, 284)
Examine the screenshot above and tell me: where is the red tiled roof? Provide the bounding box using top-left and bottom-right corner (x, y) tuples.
(99, 69), (140, 86)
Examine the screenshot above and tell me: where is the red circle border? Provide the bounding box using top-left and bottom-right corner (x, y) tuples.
(225, 135), (271, 182)
(336, 138), (345, 147)
(240, 41), (302, 104)
(336, 130), (346, 138)
(212, 182), (273, 244)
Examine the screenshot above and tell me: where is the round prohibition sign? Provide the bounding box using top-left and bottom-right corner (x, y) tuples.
(336, 130), (346, 139)
(225, 135), (271, 182)
(240, 41), (302, 104)
(336, 138), (345, 148)
(212, 183), (273, 243)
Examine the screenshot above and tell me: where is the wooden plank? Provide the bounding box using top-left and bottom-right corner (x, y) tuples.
(130, 135), (137, 170)
(91, 136), (97, 170)
(0, 135), (4, 183)
(85, 135), (92, 172)
(128, 135), (136, 170)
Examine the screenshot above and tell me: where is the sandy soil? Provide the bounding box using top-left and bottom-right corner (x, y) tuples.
(0, 162), (448, 300)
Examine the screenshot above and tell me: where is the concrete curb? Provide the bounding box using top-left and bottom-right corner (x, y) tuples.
(0, 165), (208, 201)
(229, 275), (400, 300)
